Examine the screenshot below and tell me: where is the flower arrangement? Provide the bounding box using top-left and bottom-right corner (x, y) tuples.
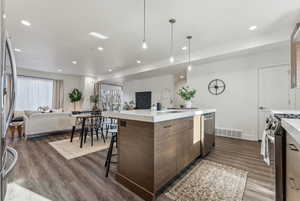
(178, 86), (196, 101)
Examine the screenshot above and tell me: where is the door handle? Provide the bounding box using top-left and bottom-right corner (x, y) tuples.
(3, 146), (18, 177)
(4, 34), (17, 134)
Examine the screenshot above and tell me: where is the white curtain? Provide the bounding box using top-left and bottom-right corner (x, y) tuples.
(16, 76), (54, 111)
(52, 80), (64, 110)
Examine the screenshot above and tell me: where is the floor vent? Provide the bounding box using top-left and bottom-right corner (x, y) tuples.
(216, 128), (243, 139)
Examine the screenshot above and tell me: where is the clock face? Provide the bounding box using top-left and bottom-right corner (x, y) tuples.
(208, 79), (226, 95)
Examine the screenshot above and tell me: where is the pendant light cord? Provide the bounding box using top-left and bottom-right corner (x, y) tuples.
(188, 38), (191, 65)
(143, 0), (146, 42)
(170, 21), (174, 55)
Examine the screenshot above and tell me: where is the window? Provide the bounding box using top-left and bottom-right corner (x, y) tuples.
(16, 76), (54, 110)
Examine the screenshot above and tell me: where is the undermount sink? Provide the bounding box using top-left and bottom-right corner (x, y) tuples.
(157, 110), (183, 114)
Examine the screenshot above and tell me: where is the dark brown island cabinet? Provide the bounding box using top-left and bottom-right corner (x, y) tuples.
(112, 111), (214, 201)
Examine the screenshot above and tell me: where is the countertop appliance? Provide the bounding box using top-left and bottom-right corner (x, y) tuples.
(201, 112), (215, 156)
(0, 0), (19, 200)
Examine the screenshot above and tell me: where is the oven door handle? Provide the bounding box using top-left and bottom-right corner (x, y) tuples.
(3, 146), (18, 177)
(4, 34), (17, 134)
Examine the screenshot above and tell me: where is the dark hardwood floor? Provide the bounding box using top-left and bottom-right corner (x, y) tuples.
(7, 134), (274, 201)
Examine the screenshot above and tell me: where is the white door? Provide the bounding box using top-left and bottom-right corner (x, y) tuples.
(258, 64), (292, 140)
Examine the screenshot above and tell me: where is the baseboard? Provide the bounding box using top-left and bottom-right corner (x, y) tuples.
(216, 133), (258, 141)
(26, 129), (72, 139)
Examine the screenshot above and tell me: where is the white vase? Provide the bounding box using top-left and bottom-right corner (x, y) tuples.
(185, 100), (192, 108)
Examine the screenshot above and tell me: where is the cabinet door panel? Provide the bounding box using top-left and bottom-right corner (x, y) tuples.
(286, 133), (300, 201)
(156, 134), (177, 189)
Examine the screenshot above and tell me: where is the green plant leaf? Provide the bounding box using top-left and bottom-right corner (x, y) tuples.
(178, 86), (196, 101)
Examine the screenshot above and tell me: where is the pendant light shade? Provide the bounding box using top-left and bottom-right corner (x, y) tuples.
(186, 35), (192, 71)
(142, 0), (148, 49)
(169, 18), (176, 63)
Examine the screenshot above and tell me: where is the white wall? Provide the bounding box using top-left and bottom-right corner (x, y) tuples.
(80, 76), (98, 110)
(123, 75), (175, 109)
(17, 68), (98, 112)
(187, 44), (290, 141)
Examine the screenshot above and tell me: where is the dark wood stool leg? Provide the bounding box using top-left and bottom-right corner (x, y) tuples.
(91, 127), (94, 146)
(101, 132), (106, 143)
(105, 124), (109, 139)
(80, 118), (86, 148)
(105, 139), (112, 167)
(105, 135), (115, 177)
(95, 128), (99, 140)
(84, 127), (88, 143)
(70, 126), (75, 142)
(17, 125), (23, 138)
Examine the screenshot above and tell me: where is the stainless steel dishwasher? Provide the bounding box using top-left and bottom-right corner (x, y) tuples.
(201, 112), (215, 156)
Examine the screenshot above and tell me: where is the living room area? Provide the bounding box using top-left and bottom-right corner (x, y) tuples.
(8, 67), (103, 140)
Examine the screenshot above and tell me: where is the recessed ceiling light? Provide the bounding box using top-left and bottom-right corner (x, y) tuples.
(108, 69), (112, 72)
(97, 46), (104, 51)
(72, 61), (77, 64)
(169, 56), (174, 63)
(14, 48), (21, 52)
(21, 20), (31, 26)
(179, 75), (184, 79)
(249, 25), (257, 31)
(57, 69), (62, 72)
(89, 32), (109, 40)
(136, 60), (141, 64)
(187, 65), (192, 72)
(3, 14), (6, 19)
(182, 46), (187, 50)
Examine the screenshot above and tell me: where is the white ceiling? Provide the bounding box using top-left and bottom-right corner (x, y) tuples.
(6, 0), (300, 79)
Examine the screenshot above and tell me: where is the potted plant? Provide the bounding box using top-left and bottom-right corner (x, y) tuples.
(178, 86), (196, 108)
(90, 94), (99, 111)
(69, 88), (82, 111)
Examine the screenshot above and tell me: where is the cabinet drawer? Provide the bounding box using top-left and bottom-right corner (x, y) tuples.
(155, 120), (174, 141)
(286, 133), (300, 201)
(173, 117), (193, 132)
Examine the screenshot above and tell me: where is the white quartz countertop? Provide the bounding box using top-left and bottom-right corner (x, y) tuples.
(281, 118), (300, 144)
(271, 110), (300, 115)
(103, 109), (216, 122)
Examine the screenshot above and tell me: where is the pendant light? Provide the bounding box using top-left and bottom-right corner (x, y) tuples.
(142, 0), (148, 49)
(169, 18), (176, 63)
(187, 36), (192, 71)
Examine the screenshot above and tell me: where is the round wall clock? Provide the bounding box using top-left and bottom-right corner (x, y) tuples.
(208, 79), (226, 95)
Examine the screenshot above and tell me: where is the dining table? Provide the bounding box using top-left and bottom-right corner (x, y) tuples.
(73, 112), (118, 148)
(73, 114), (103, 148)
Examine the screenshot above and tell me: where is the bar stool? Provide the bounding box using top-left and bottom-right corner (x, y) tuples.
(105, 128), (118, 177)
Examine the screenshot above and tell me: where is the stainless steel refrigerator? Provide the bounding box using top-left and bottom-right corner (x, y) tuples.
(0, 0), (18, 200)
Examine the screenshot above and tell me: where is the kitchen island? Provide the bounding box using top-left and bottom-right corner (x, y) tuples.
(105, 109), (216, 201)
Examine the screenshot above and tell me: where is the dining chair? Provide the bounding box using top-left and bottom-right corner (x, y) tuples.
(70, 116), (86, 143)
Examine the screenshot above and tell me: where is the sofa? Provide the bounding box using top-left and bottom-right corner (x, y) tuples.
(17, 111), (75, 137)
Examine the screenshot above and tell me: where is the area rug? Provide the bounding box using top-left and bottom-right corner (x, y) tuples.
(6, 183), (52, 201)
(49, 136), (109, 160)
(164, 160), (248, 201)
